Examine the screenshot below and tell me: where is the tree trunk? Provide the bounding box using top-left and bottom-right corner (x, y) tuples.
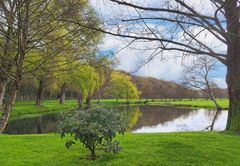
(36, 79), (44, 107)
(59, 83), (68, 104)
(0, 79), (8, 111)
(225, 0), (240, 132)
(97, 93), (101, 104)
(0, 0), (29, 133)
(0, 80), (19, 133)
(90, 148), (96, 160)
(206, 84), (222, 110)
(226, 65), (240, 131)
(209, 93), (222, 111)
(77, 93), (83, 110)
(86, 95), (91, 109)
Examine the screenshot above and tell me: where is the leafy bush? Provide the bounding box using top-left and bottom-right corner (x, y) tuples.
(58, 107), (126, 160)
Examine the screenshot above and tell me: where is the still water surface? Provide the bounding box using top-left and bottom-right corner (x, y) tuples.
(4, 106), (228, 134)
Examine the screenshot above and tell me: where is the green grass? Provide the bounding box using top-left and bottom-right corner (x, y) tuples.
(11, 100), (78, 120)
(0, 132), (239, 165)
(149, 98), (229, 109)
(11, 98), (229, 120)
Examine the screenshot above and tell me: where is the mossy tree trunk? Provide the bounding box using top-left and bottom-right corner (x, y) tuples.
(225, 0), (240, 132)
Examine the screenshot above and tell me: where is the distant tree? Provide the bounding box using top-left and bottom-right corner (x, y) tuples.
(92, 56), (117, 103)
(105, 71), (141, 102)
(181, 56), (222, 111)
(71, 65), (100, 109)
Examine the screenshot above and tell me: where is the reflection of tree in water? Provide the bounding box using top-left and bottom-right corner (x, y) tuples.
(132, 106), (193, 130)
(205, 110), (224, 131)
(113, 106), (140, 131)
(115, 105), (195, 131)
(4, 113), (59, 134)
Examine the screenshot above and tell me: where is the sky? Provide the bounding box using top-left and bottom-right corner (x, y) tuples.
(90, 0), (227, 88)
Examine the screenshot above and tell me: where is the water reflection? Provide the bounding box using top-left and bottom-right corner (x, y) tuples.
(4, 106), (228, 134)
(4, 113), (59, 134)
(132, 106), (228, 133)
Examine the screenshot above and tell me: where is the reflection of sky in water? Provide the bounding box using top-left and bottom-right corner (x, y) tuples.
(132, 109), (228, 133)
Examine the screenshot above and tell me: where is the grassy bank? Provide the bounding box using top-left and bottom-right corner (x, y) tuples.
(11, 98), (229, 120)
(149, 98), (229, 109)
(11, 100), (78, 120)
(0, 132), (239, 165)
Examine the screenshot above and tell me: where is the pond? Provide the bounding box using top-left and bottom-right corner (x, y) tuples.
(3, 106), (228, 134)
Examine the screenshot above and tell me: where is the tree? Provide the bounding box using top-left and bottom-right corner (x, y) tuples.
(71, 65), (100, 109)
(105, 71), (140, 102)
(86, 0), (240, 132)
(181, 56), (222, 110)
(92, 56), (117, 103)
(58, 107), (125, 160)
(0, 0), (101, 133)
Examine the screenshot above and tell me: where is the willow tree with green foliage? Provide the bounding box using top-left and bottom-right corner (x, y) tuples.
(0, 0), (101, 133)
(71, 65), (100, 109)
(92, 56), (116, 103)
(105, 71), (140, 102)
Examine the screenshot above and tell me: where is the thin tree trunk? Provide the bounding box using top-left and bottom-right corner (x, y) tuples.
(59, 83), (67, 104)
(86, 95), (91, 109)
(0, 80), (19, 133)
(205, 82), (222, 110)
(209, 92), (222, 111)
(36, 79), (44, 107)
(97, 93), (101, 104)
(0, 79), (8, 111)
(77, 93), (83, 109)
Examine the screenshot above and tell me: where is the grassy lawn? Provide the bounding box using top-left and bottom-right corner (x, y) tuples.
(0, 132), (239, 166)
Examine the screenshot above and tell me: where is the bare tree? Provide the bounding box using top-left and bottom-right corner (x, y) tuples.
(181, 56), (222, 110)
(79, 0), (240, 132)
(181, 56), (222, 131)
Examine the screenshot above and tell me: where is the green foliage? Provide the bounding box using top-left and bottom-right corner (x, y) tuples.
(71, 65), (100, 99)
(58, 107), (126, 160)
(105, 71), (141, 101)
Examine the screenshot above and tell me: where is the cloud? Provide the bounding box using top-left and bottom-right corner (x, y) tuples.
(212, 78), (227, 89)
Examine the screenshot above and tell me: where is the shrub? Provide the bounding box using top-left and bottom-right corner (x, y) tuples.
(58, 107), (126, 160)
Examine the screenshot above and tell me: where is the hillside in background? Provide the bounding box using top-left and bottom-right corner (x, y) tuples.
(106, 71), (228, 99)
(131, 75), (200, 99)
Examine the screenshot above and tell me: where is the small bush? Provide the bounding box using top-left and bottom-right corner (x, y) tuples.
(58, 107), (126, 160)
